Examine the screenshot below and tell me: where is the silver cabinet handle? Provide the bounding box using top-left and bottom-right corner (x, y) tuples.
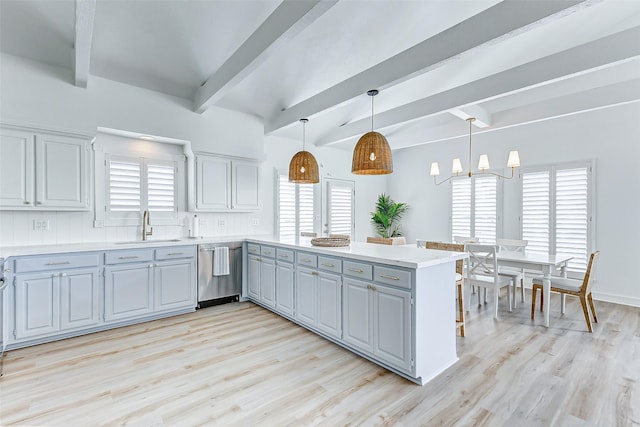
(311, 271), (319, 276)
(119, 256), (139, 260)
(301, 258), (312, 262)
(280, 254), (289, 258)
(46, 261), (71, 266)
(379, 274), (400, 280)
(347, 267), (363, 273)
(149, 264), (154, 268)
(23, 201), (30, 205)
(366, 284), (377, 291)
(167, 252), (183, 256)
(61, 273), (67, 277)
(321, 262), (335, 267)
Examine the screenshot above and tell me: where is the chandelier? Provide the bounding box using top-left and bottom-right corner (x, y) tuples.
(430, 117), (520, 185)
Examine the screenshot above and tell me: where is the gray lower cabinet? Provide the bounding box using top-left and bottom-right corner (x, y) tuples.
(342, 277), (412, 373)
(295, 266), (342, 339)
(104, 263), (154, 322)
(154, 259), (196, 311)
(247, 254), (261, 299)
(260, 257), (276, 308)
(14, 267), (100, 340)
(275, 261), (295, 316)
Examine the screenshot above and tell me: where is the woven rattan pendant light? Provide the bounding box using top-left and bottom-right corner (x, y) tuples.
(289, 118), (319, 184)
(351, 89), (393, 175)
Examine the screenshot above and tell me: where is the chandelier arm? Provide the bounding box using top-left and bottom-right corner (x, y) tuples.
(432, 174), (457, 186)
(482, 168), (516, 179)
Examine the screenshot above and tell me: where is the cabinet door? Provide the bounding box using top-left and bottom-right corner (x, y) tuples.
(342, 278), (372, 353)
(0, 129), (34, 207)
(275, 261), (295, 317)
(60, 268), (100, 330)
(14, 273), (60, 339)
(104, 263), (154, 322)
(154, 259), (196, 311)
(35, 134), (89, 209)
(317, 272), (342, 339)
(247, 255), (261, 299)
(373, 285), (412, 373)
(260, 257), (276, 308)
(196, 155), (231, 210)
(232, 160), (260, 210)
(295, 267), (317, 327)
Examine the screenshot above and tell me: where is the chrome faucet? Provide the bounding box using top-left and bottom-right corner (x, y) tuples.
(142, 209), (153, 241)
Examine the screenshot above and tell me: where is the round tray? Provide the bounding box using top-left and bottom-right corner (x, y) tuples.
(310, 237), (350, 247)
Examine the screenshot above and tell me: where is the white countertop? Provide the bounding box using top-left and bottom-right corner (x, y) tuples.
(0, 235), (466, 270)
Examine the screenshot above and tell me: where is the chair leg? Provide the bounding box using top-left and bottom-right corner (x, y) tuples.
(507, 282), (512, 312)
(494, 286), (500, 320)
(520, 276), (525, 303)
(484, 288), (488, 304)
(457, 282), (465, 337)
(540, 288), (544, 312)
(531, 285), (537, 320)
(588, 292), (598, 323)
(561, 294), (567, 314)
(579, 295), (593, 333)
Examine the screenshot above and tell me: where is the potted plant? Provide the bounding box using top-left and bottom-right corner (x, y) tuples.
(368, 193), (409, 245)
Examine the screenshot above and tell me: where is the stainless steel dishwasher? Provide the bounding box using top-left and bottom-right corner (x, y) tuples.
(197, 242), (242, 308)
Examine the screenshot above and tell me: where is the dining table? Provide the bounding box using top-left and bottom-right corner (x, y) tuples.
(495, 251), (573, 327)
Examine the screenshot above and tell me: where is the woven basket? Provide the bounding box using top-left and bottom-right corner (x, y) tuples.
(310, 237), (350, 247)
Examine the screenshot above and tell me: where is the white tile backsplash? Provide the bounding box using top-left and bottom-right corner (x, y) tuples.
(0, 210), (272, 247)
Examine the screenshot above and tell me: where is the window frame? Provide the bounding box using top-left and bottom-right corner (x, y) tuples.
(449, 174), (503, 244)
(275, 170), (316, 241)
(518, 160), (596, 274)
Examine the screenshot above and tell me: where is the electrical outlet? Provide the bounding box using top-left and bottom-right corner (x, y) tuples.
(252, 218), (259, 226)
(32, 220), (50, 231)
(218, 218), (226, 227)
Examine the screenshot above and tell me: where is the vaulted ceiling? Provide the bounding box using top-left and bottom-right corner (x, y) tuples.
(1, 0), (639, 151)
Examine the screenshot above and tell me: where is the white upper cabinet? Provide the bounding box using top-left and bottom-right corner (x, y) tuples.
(0, 129), (33, 207)
(0, 126), (90, 210)
(195, 153), (261, 212)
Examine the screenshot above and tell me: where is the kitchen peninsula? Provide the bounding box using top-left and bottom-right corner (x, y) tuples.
(243, 237), (467, 385)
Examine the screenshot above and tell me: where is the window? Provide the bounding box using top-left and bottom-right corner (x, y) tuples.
(276, 173), (315, 242)
(451, 175), (500, 243)
(106, 155), (178, 221)
(520, 162), (593, 273)
(325, 179), (354, 237)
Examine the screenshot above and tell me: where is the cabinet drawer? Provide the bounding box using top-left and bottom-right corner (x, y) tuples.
(247, 243), (260, 255)
(297, 252), (317, 268)
(260, 246), (275, 258)
(374, 266), (412, 289)
(155, 246), (196, 261)
(318, 256), (341, 274)
(343, 260), (373, 280)
(14, 252), (99, 273)
(276, 248), (294, 263)
(105, 249), (154, 265)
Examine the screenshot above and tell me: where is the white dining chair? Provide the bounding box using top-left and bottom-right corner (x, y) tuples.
(454, 236), (478, 244)
(464, 244), (513, 320)
(496, 238), (528, 308)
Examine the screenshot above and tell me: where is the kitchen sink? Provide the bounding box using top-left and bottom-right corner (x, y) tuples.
(115, 239), (182, 245)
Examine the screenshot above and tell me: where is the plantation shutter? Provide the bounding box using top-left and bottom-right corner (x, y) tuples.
(277, 174), (315, 241)
(108, 159), (141, 212)
(521, 171), (550, 256)
(555, 167), (589, 272)
(474, 175), (497, 244)
(451, 178), (471, 242)
(327, 180), (354, 237)
(147, 162), (176, 213)
(520, 164), (591, 273)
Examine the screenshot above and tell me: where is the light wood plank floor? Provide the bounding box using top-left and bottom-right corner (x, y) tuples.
(1, 293), (639, 426)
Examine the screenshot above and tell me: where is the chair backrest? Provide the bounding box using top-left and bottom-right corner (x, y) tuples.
(465, 244), (499, 279)
(582, 251), (600, 295)
(423, 241), (464, 275)
(416, 239), (427, 248)
(454, 235), (479, 244)
(300, 232), (317, 237)
(496, 238), (527, 254)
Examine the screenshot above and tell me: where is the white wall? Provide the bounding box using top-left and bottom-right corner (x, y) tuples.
(263, 135), (387, 242)
(389, 102), (640, 306)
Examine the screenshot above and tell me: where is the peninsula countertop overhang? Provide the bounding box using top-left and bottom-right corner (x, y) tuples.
(0, 235), (467, 270)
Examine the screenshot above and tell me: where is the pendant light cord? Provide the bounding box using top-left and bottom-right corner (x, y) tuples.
(371, 95), (374, 132)
(468, 118), (472, 175)
(303, 120), (306, 152)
